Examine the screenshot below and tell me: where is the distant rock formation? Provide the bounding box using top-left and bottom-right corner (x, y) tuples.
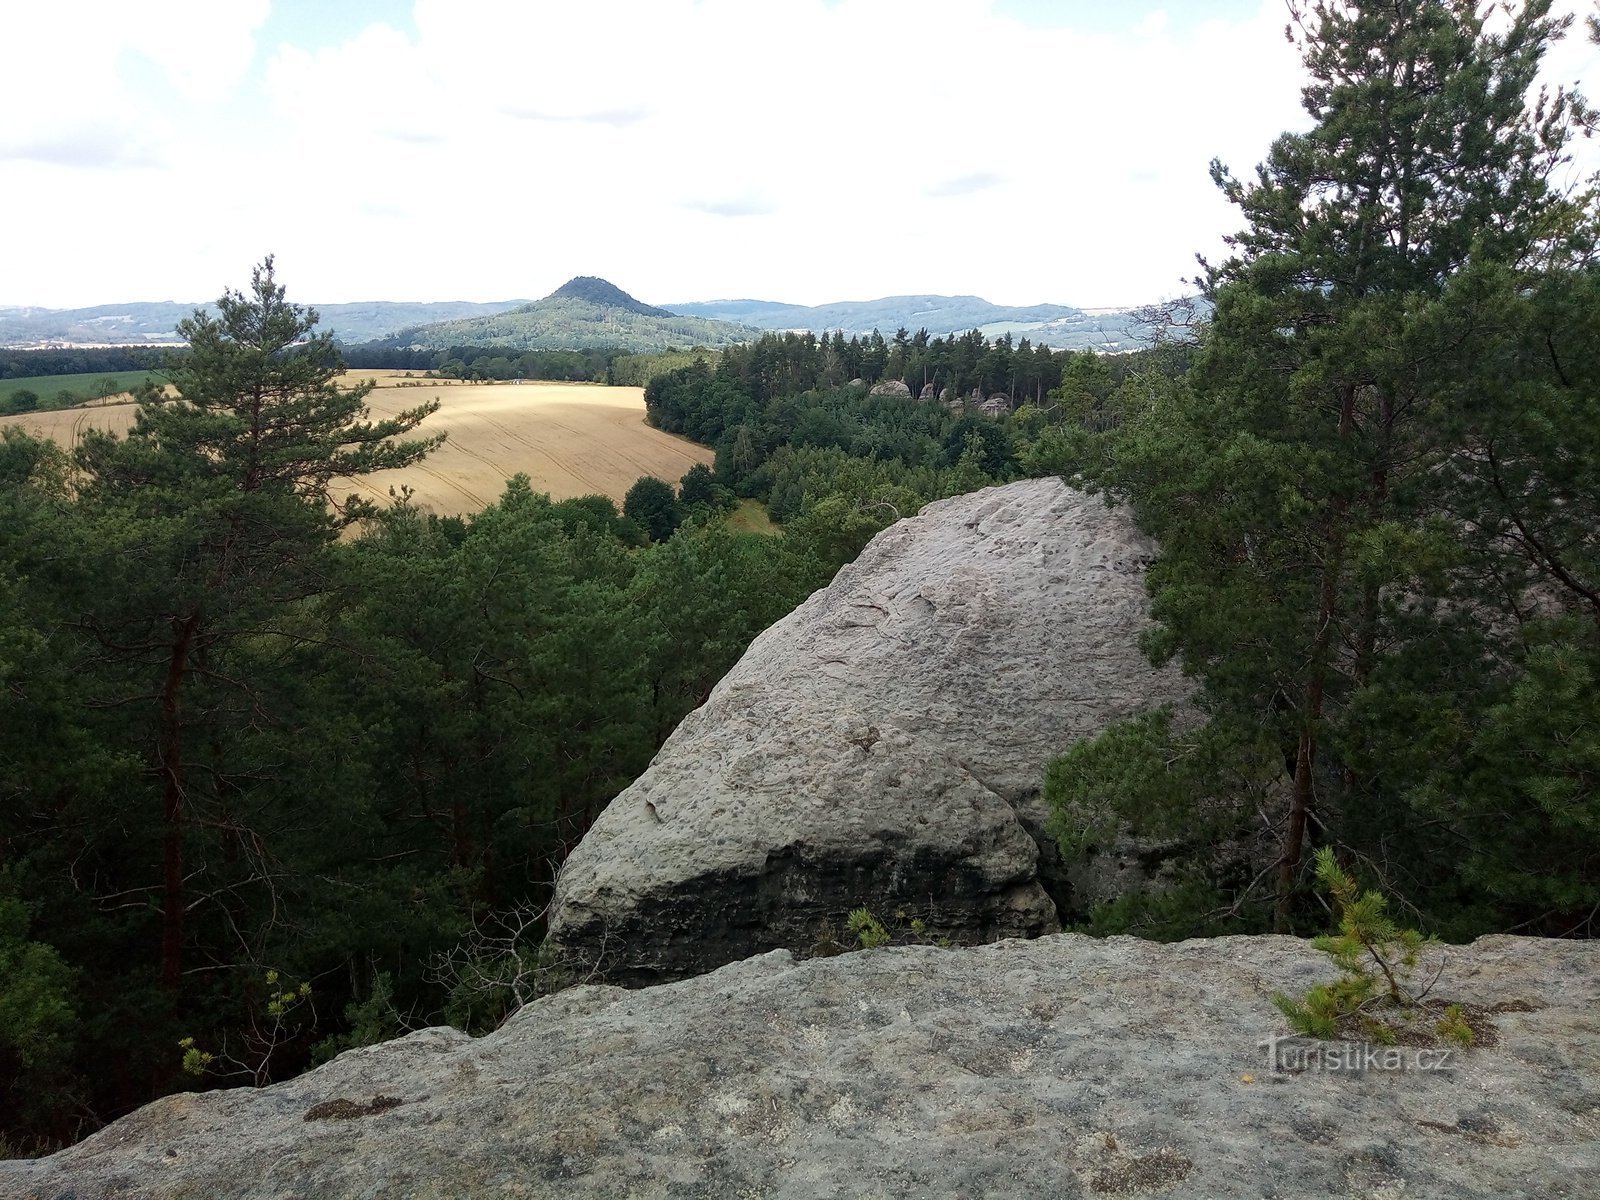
(549, 479), (1193, 984)
(7, 934), (1594, 1198)
(869, 378), (912, 397)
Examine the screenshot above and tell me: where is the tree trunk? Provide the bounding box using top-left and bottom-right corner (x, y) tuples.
(1275, 385), (1357, 931)
(159, 611), (200, 994)
(1277, 709), (1321, 932)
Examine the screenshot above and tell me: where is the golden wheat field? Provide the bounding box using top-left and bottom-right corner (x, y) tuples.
(3, 373), (712, 517)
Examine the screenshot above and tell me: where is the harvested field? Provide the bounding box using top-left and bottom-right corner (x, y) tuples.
(343, 380), (711, 515)
(3, 377), (711, 517)
(4, 396), (140, 449)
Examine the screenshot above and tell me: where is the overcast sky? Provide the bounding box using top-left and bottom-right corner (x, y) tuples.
(3, 0), (1596, 310)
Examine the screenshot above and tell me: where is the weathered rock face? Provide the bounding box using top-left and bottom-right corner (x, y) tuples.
(869, 377), (912, 397)
(549, 479), (1192, 985)
(7, 934), (1595, 1200)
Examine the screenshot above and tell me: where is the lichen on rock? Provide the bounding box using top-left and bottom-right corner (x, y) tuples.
(4, 934), (1594, 1199)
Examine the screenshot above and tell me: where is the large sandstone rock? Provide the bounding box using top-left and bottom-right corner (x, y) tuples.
(549, 479), (1192, 984)
(6, 934), (1595, 1199)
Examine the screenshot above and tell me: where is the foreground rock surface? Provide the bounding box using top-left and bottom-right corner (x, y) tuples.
(5, 934), (1595, 1200)
(550, 479), (1192, 983)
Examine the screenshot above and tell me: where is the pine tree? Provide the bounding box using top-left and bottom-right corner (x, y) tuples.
(1068, 0), (1594, 930)
(72, 258), (443, 994)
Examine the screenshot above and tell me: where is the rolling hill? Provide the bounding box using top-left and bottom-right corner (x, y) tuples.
(378, 278), (760, 354)
(0, 300), (530, 348)
(2, 281), (1180, 354)
(666, 293), (1155, 350)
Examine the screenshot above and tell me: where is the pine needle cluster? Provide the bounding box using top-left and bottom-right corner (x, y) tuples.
(1274, 848), (1471, 1046)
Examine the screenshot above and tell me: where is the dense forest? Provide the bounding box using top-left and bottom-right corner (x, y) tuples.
(337, 342), (711, 388)
(639, 331), (1165, 538)
(4, 0), (1598, 1162)
(4, 327), (1141, 396)
(1, 343), (664, 389)
(1, 348), (159, 380)
(0, 268), (1055, 1152)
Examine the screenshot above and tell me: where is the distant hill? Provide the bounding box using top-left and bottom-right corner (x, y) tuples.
(669, 294), (1155, 350)
(319, 301), (530, 344)
(670, 294), (1076, 332)
(381, 278), (759, 353)
(0, 300), (528, 348)
(2, 283), (1183, 354)
(546, 276), (672, 317)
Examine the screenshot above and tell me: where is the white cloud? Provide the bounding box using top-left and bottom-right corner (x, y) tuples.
(0, 1), (267, 169)
(5, 0), (1595, 310)
(925, 173), (1007, 198)
(267, 22), (449, 144)
(1134, 10), (1169, 38)
(0, 1), (267, 97)
(121, 0), (271, 102)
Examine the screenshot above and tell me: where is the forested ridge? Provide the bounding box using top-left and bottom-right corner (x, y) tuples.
(2, 344), (685, 392)
(2, 348), (159, 380)
(4, 0), (1599, 1162)
(643, 326), (1154, 525)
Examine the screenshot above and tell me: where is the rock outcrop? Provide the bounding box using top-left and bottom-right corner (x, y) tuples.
(6, 934), (1595, 1200)
(549, 479), (1192, 985)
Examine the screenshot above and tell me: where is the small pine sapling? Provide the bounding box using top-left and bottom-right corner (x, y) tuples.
(815, 907), (954, 955)
(1435, 1003), (1475, 1048)
(846, 908), (890, 949)
(1274, 848), (1441, 1042)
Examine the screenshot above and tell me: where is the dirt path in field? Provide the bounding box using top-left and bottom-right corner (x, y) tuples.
(3, 378), (711, 517)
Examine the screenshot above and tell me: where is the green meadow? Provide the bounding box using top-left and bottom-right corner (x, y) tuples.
(2, 370), (162, 412)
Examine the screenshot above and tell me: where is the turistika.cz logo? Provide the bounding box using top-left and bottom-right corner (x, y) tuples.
(1258, 1032), (1457, 1074)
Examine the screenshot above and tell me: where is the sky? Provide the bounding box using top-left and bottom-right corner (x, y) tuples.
(2, 0), (1596, 311)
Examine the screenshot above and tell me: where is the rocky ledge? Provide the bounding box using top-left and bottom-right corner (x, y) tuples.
(549, 479), (1193, 984)
(3, 933), (1595, 1199)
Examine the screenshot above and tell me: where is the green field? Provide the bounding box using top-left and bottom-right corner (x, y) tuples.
(1, 371), (162, 413)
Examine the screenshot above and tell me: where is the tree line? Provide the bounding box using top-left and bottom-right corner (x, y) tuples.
(0, 343), (698, 393)
(705, 324), (1156, 406)
(338, 344), (616, 383)
(0, 347), (162, 381)
(639, 331), (1176, 530)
